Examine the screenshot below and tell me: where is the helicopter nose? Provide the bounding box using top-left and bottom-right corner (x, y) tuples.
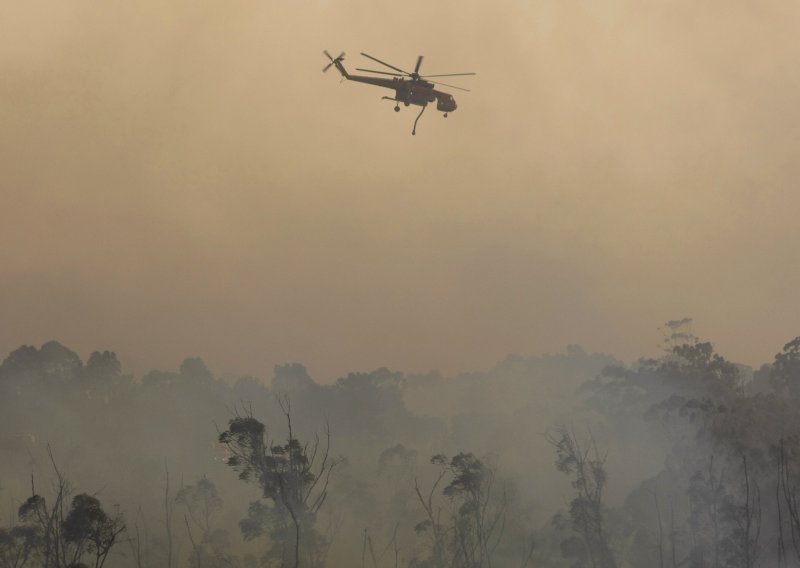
(437, 95), (458, 113)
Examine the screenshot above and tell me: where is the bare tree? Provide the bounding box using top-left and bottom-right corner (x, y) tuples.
(361, 523), (399, 568)
(164, 464), (175, 568)
(126, 507), (148, 568)
(776, 441), (800, 565)
(723, 454), (761, 568)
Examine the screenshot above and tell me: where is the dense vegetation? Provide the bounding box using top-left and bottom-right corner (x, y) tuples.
(1, 322), (799, 567)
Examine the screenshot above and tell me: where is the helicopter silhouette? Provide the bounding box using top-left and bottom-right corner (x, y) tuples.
(323, 51), (475, 135)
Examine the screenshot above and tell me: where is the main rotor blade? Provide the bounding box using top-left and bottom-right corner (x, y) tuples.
(414, 55), (424, 74)
(431, 80), (471, 92)
(323, 49), (333, 61)
(360, 52), (409, 75)
(421, 72), (476, 78)
(355, 68), (404, 77)
(323, 62), (334, 72)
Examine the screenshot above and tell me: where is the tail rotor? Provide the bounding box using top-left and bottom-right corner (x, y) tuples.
(323, 50), (345, 73)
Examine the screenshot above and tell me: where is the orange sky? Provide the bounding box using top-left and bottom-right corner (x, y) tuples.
(2, 0), (799, 381)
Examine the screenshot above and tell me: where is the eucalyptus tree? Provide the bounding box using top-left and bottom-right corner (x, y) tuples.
(218, 398), (339, 568)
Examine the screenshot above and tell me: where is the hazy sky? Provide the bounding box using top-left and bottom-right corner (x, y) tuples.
(2, 0), (799, 380)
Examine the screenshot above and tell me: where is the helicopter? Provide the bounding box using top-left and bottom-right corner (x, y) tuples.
(323, 50), (475, 135)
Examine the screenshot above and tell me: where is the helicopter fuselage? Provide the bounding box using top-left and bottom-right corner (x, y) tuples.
(323, 51), (472, 135)
(334, 62), (457, 113)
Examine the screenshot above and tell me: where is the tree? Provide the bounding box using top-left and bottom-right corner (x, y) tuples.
(179, 358), (214, 383)
(550, 427), (617, 568)
(17, 487), (124, 568)
(80, 351), (124, 401)
(771, 337), (800, 397)
(176, 477), (238, 568)
(720, 455), (761, 568)
(686, 457), (727, 568)
(218, 398), (339, 568)
(413, 452), (507, 568)
(14, 449), (125, 568)
(0, 526), (37, 568)
(62, 494), (125, 568)
(17, 452), (72, 568)
(176, 477), (223, 540)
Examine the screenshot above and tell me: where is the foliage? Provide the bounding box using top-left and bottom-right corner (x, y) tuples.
(771, 337), (800, 396)
(13, 459), (124, 568)
(62, 494), (125, 568)
(0, 525), (37, 568)
(4, 330), (800, 567)
(413, 452), (507, 568)
(218, 398), (339, 568)
(176, 477), (239, 568)
(550, 427), (616, 568)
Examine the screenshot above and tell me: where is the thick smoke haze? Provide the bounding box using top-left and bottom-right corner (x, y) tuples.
(3, 3), (800, 566)
(2, 0), (800, 380)
(1, 330), (799, 567)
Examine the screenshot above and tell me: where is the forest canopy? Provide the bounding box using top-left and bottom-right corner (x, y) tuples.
(1, 325), (800, 567)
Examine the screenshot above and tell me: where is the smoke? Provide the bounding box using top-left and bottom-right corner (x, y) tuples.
(2, 327), (796, 566)
(2, 0), (800, 563)
(3, 0), (800, 379)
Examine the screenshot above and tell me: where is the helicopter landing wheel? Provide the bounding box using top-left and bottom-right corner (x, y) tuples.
(394, 105), (400, 112)
(444, 113), (448, 118)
